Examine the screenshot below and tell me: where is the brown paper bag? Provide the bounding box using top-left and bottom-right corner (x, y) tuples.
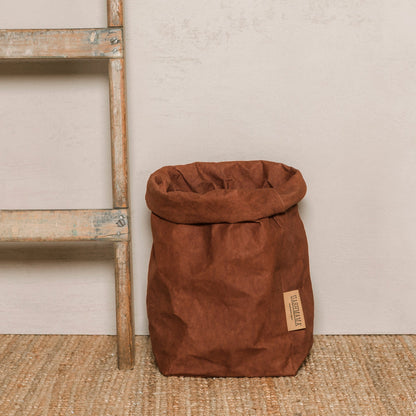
(146, 160), (314, 376)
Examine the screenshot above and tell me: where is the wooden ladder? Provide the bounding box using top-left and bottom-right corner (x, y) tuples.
(0, 0), (135, 370)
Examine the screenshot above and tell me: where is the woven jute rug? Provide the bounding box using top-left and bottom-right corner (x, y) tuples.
(0, 335), (415, 415)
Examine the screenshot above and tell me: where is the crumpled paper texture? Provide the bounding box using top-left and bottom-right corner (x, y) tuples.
(146, 161), (314, 377)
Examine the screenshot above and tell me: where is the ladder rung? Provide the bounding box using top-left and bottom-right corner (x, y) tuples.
(0, 209), (128, 242)
(0, 28), (123, 60)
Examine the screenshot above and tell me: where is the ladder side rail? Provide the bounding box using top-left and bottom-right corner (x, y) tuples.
(108, 0), (135, 370)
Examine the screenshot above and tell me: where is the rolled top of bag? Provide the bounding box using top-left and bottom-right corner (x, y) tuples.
(145, 160), (307, 224)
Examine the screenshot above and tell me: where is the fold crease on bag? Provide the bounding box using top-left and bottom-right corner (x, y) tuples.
(146, 160), (314, 377)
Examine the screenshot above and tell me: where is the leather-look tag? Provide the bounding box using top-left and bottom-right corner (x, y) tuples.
(283, 289), (306, 331)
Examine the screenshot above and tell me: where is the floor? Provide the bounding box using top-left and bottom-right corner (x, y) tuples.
(0, 335), (415, 415)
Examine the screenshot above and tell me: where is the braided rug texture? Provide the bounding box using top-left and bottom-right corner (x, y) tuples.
(0, 335), (415, 415)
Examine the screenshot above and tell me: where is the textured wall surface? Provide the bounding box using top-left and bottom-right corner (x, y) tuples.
(0, 0), (415, 334)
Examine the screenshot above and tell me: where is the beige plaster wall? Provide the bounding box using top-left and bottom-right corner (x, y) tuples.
(0, 0), (415, 334)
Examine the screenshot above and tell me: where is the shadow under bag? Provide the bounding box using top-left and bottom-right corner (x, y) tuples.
(145, 160), (314, 377)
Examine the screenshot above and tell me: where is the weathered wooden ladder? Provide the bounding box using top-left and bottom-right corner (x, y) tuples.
(0, 0), (135, 370)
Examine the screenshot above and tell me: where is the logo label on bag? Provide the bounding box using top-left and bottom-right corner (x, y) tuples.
(283, 290), (306, 331)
